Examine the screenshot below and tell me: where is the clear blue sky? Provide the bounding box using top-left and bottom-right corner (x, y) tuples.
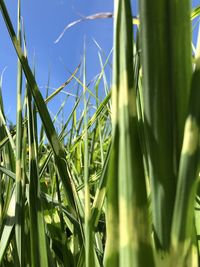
(0, 0), (117, 123)
(0, 0), (198, 125)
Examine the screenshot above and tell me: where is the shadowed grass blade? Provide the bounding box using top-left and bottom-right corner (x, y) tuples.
(171, 61), (200, 266)
(27, 88), (48, 267)
(139, 0), (192, 250)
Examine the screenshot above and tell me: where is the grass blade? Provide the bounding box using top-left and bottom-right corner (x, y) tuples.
(105, 0), (155, 266)
(139, 0), (192, 250)
(171, 60), (200, 266)
(27, 87), (48, 267)
(0, 0), (76, 215)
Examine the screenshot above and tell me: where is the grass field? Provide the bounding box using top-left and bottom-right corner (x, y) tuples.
(0, 0), (200, 266)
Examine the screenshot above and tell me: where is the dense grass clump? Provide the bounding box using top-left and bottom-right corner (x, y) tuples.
(1, 0), (200, 266)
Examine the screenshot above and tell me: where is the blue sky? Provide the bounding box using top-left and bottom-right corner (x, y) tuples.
(0, 0), (116, 123)
(0, 0), (198, 125)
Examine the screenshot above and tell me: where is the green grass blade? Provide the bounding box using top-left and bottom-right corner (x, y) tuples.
(191, 5), (200, 20)
(105, 0), (155, 266)
(15, 1), (24, 264)
(0, 0), (76, 214)
(44, 63), (80, 105)
(27, 88), (48, 267)
(90, 143), (111, 229)
(0, 189), (15, 265)
(139, 0), (192, 250)
(69, 92), (111, 152)
(171, 62), (200, 266)
(83, 45), (95, 267)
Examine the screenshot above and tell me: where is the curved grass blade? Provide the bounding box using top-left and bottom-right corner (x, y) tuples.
(55, 12), (139, 44)
(0, 0), (76, 215)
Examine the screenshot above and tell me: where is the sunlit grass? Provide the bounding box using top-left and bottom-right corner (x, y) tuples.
(0, 0), (200, 266)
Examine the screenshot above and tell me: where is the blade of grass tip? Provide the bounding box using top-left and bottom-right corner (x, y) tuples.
(69, 92), (111, 152)
(171, 35), (200, 267)
(15, 1), (24, 264)
(95, 48), (112, 98)
(94, 49), (112, 166)
(44, 62), (81, 105)
(105, 0), (155, 266)
(94, 64), (104, 166)
(93, 38), (113, 69)
(52, 96), (68, 127)
(0, 0), (76, 215)
(27, 88), (48, 267)
(139, 0), (192, 251)
(83, 42), (95, 267)
(98, 51), (112, 106)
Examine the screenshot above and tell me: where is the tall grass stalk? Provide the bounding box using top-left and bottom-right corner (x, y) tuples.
(105, 0), (154, 266)
(83, 45), (95, 267)
(15, 0), (24, 264)
(139, 0), (192, 252)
